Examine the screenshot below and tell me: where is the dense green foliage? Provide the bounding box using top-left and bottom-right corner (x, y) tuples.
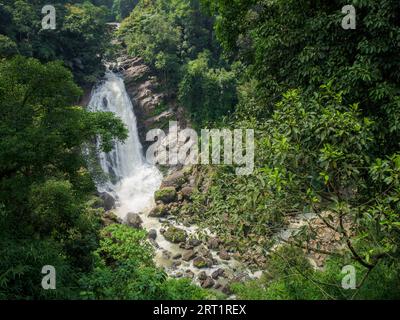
(193, 0), (400, 299)
(80, 224), (208, 299)
(92, 0), (139, 20)
(0, 0), (111, 83)
(0, 1), (207, 300)
(179, 51), (237, 126)
(0, 56), (127, 299)
(118, 0), (237, 114)
(1, 0), (399, 300)
(231, 246), (400, 300)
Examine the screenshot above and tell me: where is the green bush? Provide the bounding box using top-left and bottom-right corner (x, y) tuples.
(80, 224), (208, 300)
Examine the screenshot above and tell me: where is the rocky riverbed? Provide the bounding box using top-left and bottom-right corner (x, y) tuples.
(101, 166), (263, 295)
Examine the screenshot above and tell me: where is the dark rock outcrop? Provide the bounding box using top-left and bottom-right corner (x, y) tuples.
(126, 213), (143, 229)
(164, 226), (187, 243)
(154, 187), (177, 204)
(99, 192), (116, 211)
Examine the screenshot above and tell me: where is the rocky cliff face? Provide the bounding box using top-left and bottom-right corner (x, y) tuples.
(111, 54), (188, 151)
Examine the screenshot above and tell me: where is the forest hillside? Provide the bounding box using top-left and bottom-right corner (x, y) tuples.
(0, 0), (399, 300)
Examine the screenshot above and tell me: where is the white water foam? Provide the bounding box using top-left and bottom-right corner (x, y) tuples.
(87, 71), (162, 218)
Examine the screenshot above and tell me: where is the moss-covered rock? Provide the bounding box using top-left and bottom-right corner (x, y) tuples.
(155, 187), (177, 204)
(164, 226), (187, 243)
(99, 192), (116, 211)
(87, 196), (104, 209)
(149, 204), (169, 218)
(193, 257), (208, 269)
(101, 211), (121, 226)
(161, 171), (186, 188)
(126, 212), (143, 229)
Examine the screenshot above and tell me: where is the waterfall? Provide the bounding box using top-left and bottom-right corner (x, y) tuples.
(86, 72), (258, 285)
(88, 71), (162, 217)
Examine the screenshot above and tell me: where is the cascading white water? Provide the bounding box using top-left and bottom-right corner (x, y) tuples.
(88, 71), (162, 218)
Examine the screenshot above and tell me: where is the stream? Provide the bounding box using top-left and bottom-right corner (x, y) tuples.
(87, 71), (261, 291)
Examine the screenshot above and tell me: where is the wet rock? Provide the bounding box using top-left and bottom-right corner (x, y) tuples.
(219, 250), (231, 261)
(179, 242), (194, 250)
(181, 187), (194, 200)
(164, 226), (187, 244)
(193, 257), (208, 269)
(198, 246), (213, 259)
(155, 187), (177, 204)
(101, 211), (121, 226)
(188, 238), (202, 247)
(174, 272), (183, 278)
(207, 237), (221, 250)
(148, 229), (157, 240)
(233, 272), (249, 283)
(149, 204), (169, 218)
(222, 284), (232, 295)
(185, 270), (195, 279)
(212, 268), (225, 280)
(172, 253), (182, 260)
(126, 213), (143, 229)
(161, 171), (186, 189)
(201, 277), (215, 289)
(160, 228), (166, 234)
(182, 250), (196, 262)
(99, 192), (116, 211)
(172, 261), (182, 269)
(214, 283), (222, 290)
(198, 271), (207, 281)
(223, 269), (235, 280)
(162, 250), (172, 260)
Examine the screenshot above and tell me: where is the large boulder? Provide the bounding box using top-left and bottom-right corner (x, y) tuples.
(181, 187), (194, 200)
(212, 268), (225, 280)
(161, 171), (186, 189)
(201, 277), (215, 289)
(193, 257), (208, 269)
(198, 245), (213, 260)
(188, 238), (202, 247)
(163, 226), (187, 243)
(182, 250), (196, 262)
(197, 271), (207, 281)
(222, 284), (232, 295)
(185, 270), (195, 279)
(149, 204), (169, 218)
(101, 211), (121, 226)
(218, 250), (231, 261)
(148, 229), (157, 240)
(154, 187), (177, 204)
(207, 237), (221, 250)
(126, 213), (143, 229)
(99, 192), (116, 211)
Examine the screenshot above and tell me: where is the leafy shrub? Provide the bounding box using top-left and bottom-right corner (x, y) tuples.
(80, 224), (208, 300)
